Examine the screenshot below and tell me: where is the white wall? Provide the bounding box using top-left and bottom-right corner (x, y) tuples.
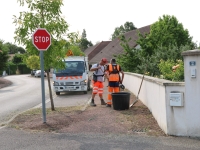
(123, 49), (200, 137)
(123, 72), (188, 136)
(165, 85), (185, 136)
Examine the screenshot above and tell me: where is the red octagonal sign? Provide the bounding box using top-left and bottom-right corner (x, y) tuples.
(32, 28), (51, 51)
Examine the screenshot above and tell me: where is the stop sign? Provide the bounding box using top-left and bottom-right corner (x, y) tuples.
(32, 28), (51, 51)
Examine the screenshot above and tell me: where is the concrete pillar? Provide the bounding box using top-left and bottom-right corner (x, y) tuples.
(182, 49), (200, 136)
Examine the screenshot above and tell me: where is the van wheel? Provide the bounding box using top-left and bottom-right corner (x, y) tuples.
(84, 91), (87, 94)
(56, 92), (60, 95)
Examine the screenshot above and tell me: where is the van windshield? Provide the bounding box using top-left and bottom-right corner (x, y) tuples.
(53, 61), (85, 76)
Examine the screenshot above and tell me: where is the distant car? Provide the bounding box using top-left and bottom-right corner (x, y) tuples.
(34, 70), (47, 77)
(31, 69), (37, 76)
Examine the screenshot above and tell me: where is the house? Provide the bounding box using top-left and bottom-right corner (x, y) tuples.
(84, 41), (111, 67)
(86, 25), (151, 64)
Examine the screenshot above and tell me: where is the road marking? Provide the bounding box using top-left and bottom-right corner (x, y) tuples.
(81, 97), (92, 111)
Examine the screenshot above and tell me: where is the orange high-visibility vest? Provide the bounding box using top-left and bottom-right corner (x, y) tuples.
(108, 64), (120, 82)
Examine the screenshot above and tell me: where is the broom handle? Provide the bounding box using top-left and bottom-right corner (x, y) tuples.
(137, 75), (144, 98)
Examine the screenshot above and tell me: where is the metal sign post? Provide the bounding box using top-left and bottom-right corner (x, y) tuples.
(40, 51), (46, 123)
(32, 28), (51, 123)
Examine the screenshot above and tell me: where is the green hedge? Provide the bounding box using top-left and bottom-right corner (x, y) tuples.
(5, 64), (31, 75)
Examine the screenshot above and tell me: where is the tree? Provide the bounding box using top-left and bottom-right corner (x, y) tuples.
(67, 32), (81, 46)
(67, 45), (85, 56)
(136, 15), (195, 76)
(16, 46), (26, 54)
(137, 15), (195, 57)
(111, 21), (137, 40)
(81, 29), (87, 39)
(80, 38), (93, 51)
(4, 42), (26, 54)
(26, 55), (40, 70)
(135, 45), (192, 76)
(63, 32), (85, 56)
(115, 35), (141, 72)
(124, 22), (137, 32)
(12, 54), (23, 65)
(79, 29), (93, 51)
(14, 0), (69, 111)
(0, 40), (9, 73)
(158, 59), (184, 81)
(116, 15), (195, 77)
(12, 53), (23, 74)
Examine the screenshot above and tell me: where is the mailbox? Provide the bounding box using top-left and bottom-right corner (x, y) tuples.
(170, 92), (184, 107)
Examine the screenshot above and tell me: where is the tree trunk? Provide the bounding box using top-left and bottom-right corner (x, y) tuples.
(47, 70), (55, 111)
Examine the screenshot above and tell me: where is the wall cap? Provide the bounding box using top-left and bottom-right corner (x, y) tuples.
(125, 72), (185, 86)
(182, 49), (200, 56)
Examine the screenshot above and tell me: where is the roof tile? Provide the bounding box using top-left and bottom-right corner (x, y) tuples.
(89, 25), (151, 64)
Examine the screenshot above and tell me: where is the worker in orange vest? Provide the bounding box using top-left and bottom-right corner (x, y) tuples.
(105, 58), (124, 107)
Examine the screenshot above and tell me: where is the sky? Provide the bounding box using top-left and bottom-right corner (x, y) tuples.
(0, 0), (200, 46)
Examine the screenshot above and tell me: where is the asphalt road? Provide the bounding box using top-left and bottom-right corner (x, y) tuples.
(0, 74), (91, 125)
(0, 128), (200, 150)
(0, 75), (45, 124)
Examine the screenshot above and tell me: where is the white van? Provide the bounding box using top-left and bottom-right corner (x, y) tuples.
(52, 56), (90, 95)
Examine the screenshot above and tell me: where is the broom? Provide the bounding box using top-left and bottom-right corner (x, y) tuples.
(129, 74), (144, 107)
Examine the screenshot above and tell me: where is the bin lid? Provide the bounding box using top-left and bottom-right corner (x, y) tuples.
(111, 92), (130, 95)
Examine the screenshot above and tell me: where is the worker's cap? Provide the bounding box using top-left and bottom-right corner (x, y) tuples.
(101, 58), (108, 63)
